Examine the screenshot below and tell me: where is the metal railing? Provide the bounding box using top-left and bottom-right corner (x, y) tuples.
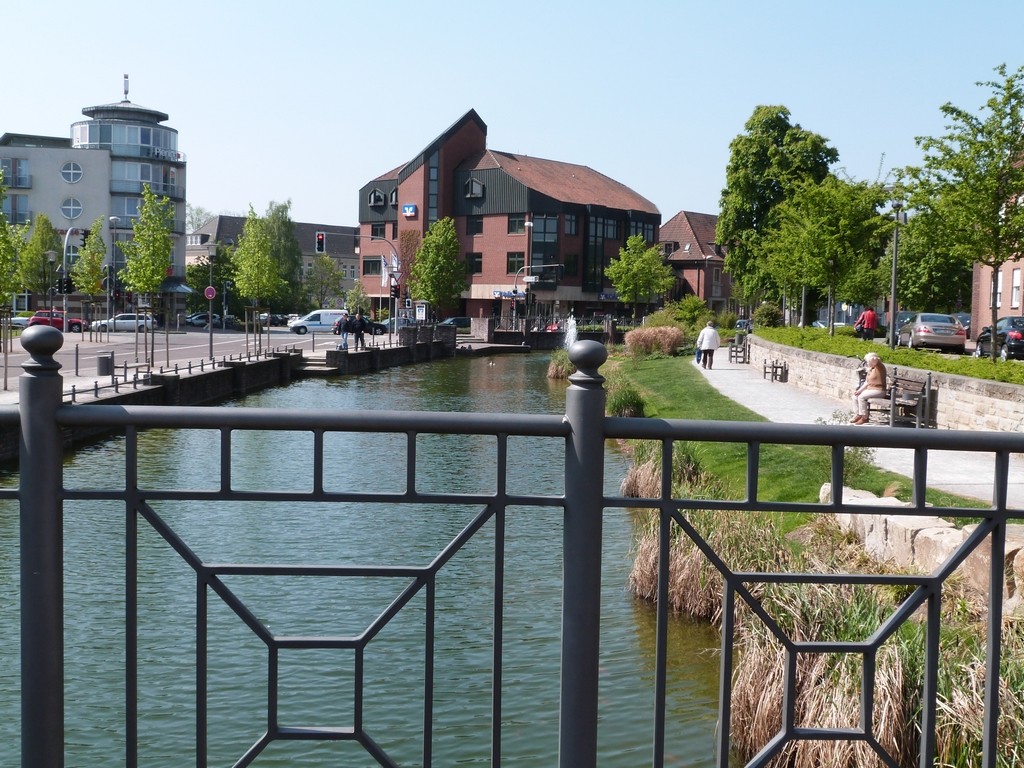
(8, 327), (1024, 767)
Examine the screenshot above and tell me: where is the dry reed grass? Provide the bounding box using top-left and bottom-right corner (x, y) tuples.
(623, 326), (685, 357)
(621, 445), (1024, 766)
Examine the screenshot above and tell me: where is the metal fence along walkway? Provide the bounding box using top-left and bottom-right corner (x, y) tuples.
(7, 325), (1024, 767)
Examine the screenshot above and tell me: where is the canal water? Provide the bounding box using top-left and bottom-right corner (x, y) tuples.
(0, 352), (725, 767)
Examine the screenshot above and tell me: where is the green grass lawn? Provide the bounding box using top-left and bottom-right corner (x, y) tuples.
(612, 355), (986, 518)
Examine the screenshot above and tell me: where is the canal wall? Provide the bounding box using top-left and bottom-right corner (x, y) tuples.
(0, 338), (458, 464)
(747, 335), (1024, 432)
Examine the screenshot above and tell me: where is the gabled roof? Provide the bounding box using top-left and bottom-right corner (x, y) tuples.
(462, 149), (659, 214)
(660, 210), (722, 261)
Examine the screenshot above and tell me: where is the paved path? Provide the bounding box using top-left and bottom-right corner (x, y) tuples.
(691, 351), (1024, 509)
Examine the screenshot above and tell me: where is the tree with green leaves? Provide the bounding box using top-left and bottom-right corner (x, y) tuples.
(231, 206), (285, 315)
(901, 64), (1024, 360)
(0, 175), (28, 306)
(717, 105), (839, 300)
(185, 241), (236, 315)
(409, 217), (466, 312)
(761, 176), (889, 334)
(345, 279), (370, 316)
(263, 201), (305, 310)
(305, 254), (345, 308)
(118, 185), (174, 300)
(605, 234), (676, 317)
(886, 212), (973, 313)
(17, 213), (61, 306)
(71, 217), (110, 320)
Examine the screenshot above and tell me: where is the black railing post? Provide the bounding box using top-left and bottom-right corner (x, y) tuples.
(559, 340), (607, 767)
(18, 326), (66, 768)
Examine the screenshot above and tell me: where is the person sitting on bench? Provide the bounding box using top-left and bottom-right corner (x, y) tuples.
(851, 351), (886, 425)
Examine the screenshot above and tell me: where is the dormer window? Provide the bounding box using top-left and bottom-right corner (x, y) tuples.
(389, 188), (398, 206)
(368, 189), (385, 207)
(465, 178), (485, 199)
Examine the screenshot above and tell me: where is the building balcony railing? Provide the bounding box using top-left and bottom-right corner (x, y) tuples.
(7, 329), (1022, 767)
(111, 179), (185, 199)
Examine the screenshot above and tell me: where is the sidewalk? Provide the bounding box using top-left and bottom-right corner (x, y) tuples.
(691, 351), (1024, 508)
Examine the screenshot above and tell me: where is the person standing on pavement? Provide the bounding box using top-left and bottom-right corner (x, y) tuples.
(854, 306), (878, 341)
(695, 321), (721, 369)
(851, 351), (886, 424)
(352, 311), (367, 350)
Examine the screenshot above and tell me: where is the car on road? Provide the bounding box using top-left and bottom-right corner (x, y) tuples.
(735, 319), (752, 332)
(8, 315), (31, 329)
(26, 310), (88, 333)
(185, 312), (221, 328)
(954, 312), (972, 339)
(897, 312), (967, 353)
(973, 316), (1024, 361)
(438, 316), (471, 328)
(92, 313), (154, 332)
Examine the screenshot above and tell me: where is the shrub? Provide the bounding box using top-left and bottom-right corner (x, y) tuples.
(547, 348), (575, 379)
(606, 378), (645, 417)
(752, 301), (782, 328)
(623, 326), (684, 358)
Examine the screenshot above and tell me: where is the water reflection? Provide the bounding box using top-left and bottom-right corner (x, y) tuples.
(0, 353), (725, 766)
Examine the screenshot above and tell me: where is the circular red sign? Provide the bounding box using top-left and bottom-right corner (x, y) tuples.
(204, 286), (216, 300)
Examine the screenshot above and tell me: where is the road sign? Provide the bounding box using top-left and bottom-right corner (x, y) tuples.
(522, 275), (539, 283)
(204, 286), (217, 300)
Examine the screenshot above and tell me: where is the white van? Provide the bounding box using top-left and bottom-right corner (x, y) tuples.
(288, 309), (347, 335)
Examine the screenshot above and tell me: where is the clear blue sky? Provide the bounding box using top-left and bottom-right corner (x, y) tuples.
(5, 0), (1023, 227)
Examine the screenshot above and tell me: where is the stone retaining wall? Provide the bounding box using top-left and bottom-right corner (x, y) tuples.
(747, 335), (1024, 432)
(822, 483), (1024, 616)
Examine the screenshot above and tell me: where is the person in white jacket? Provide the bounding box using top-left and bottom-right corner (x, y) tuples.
(695, 321), (722, 369)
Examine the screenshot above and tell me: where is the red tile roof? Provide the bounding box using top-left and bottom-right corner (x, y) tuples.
(660, 210), (722, 262)
(461, 150), (659, 214)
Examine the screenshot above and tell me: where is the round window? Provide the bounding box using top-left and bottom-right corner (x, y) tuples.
(61, 161), (83, 183)
(61, 198), (83, 220)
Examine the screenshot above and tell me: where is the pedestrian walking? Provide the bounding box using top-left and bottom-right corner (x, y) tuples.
(695, 321), (722, 369)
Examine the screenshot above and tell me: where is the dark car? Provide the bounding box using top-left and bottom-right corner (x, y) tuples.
(973, 316), (1024, 361)
(438, 317), (470, 328)
(954, 312), (971, 339)
(897, 312), (967, 354)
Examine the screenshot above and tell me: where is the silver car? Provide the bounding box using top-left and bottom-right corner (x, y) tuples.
(897, 312), (967, 353)
(93, 313), (154, 332)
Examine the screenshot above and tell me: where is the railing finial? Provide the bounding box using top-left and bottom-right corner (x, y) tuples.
(568, 340), (607, 386)
(20, 325), (63, 374)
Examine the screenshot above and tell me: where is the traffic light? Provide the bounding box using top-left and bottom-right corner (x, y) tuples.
(315, 231), (326, 253)
(62, 277), (75, 294)
(79, 229), (91, 249)
(390, 282), (401, 299)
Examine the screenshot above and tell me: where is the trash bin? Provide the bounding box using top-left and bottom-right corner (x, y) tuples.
(97, 351), (114, 376)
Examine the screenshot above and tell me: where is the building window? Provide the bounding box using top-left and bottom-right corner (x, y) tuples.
(565, 214), (577, 236)
(507, 251), (525, 273)
(368, 189), (385, 207)
(1, 193), (30, 224)
(604, 219), (620, 240)
(629, 221), (655, 242)
(371, 222), (386, 239)
(467, 252), (483, 274)
(363, 258), (382, 276)
(996, 270), (1003, 308)
(1, 158), (30, 188)
(60, 198), (83, 220)
(392, 221), (398, 239)
(428, 150), (439, 225)
(508, 215), (526, 234)
(465, 178), (484, 198)
(390, 188), (398, 206)
(466, 215), (483, 235)
(61, 161), (83, 184)
(563, 253), (579, 277)
(1012, 268), (1021, 308)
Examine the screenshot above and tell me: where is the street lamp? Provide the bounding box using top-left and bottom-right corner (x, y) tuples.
(45, 251), (56, 313)
(60, 227), (81, 319)
(888, 202), (905, 349)
(207, 243), (217, 360)
(108, 216), (119, 325)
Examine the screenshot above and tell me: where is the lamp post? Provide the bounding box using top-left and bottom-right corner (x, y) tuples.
(207, 244), (217, 360)
(60, 227), (80, 320)
(888, 202), (904, 349)
(108, 217), (119, 323)
(45, 251), (56, 313)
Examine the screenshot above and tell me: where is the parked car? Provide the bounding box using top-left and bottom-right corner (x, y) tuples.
(288, 309), (346, 334)
(897, 312), (967, 353)
(185, 312), (221, 328)
(259, 312), (289, 326)
(954, 312), (971, 339)
(92, 313), (154, 332)
(973, 316), (1024, 361)
(26, 310), (88, 333)
(438, 316), (471, 328)
(735, 319), (753, 332)
(8, 315), (31, 328)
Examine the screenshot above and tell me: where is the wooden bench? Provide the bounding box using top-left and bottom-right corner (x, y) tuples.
(729, 334), (750, 364)
(762, 358), (788, 383)
(867, 369), (937, 428)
